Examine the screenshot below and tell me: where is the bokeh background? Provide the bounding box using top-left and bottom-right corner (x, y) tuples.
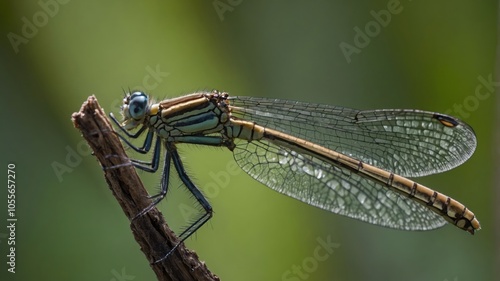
(0, 1), (497, 280)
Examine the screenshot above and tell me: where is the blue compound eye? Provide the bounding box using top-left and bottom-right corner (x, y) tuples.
(128, 92), (148, 120)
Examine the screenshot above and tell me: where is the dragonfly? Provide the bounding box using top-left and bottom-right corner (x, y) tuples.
(109, 90), (480, 262)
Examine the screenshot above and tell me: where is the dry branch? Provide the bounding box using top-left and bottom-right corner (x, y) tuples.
(72, 96), (219, 281)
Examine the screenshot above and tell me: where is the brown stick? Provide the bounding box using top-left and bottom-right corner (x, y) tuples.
(71, 96), (219, 281)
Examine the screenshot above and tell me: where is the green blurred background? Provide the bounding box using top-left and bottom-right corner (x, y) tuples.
(0, 1), (496, 280)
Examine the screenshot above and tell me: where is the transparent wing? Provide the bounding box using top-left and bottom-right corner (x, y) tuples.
(233, 139), (447, 230)
(229, 96), (477, 177)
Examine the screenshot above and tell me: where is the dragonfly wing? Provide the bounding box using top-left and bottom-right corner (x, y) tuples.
(229, 96), (477, 177)
(232, 138), (447, 230)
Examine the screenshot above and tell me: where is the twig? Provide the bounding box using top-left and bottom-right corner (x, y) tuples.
(71, 96), (219, 281)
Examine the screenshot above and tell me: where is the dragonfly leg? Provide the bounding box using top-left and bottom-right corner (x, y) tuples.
(110, 112), (156, 154)
(104, 134), (160, 173)
(105, 115), (156, 170)
(132, 145), (171, 220)
(117, 129), (154, 154)
(109, 112), (147, 138)
(129, 136), (162, 173)
(153, 142), (213, 264)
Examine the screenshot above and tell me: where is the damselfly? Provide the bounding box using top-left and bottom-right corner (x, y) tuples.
(109, 90), (480, 262)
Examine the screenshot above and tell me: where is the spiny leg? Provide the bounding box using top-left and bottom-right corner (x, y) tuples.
(154, 142), (213, 263)
(109, 118), (165, 215)
(128, 137), (227, 220)
(132, 143), (171, 220)
(105, 131), (159, 171)
(109, 112), (148, 139)
(130, 136), (162, 173)
(117, 128), (155, 154)
(109, 112), (155, 154)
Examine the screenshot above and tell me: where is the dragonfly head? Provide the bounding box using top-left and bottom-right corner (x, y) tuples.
(120, 91), (149, 130)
